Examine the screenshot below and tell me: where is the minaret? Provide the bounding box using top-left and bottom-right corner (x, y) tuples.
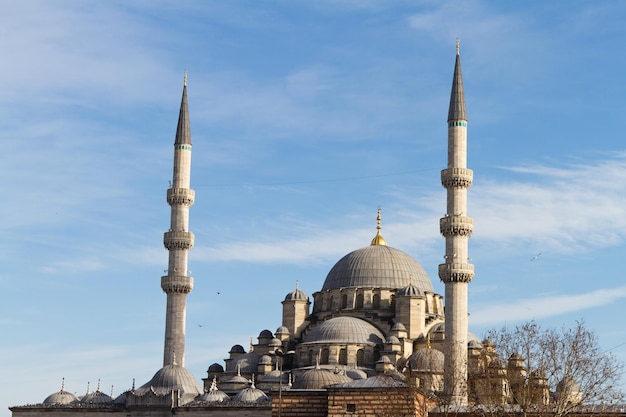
(161, 72), (195, 367)
(438, 40), (474, 405)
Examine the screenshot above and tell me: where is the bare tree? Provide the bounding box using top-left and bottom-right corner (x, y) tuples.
(484, 320), (624, 417)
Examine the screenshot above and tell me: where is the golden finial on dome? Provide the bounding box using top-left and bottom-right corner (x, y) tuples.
(370, 207), (387, 246)
(295, 280), (299, 291)
(427, 333), (432, 349)
(250, 337), (254, 352)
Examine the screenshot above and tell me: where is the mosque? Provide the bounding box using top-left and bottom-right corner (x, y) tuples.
(9, 45), (574, 417)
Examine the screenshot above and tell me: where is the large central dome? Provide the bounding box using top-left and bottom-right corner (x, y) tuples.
(321, 244), (433, 292)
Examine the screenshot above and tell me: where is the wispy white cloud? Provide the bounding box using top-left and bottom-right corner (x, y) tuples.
(470, 286), (626, 325)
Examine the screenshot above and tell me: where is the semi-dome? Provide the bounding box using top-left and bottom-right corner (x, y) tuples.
(134, 364), (203, 399)
(292, 368), (352, 389)
(303, 317), (384, 345)
(322, 245), (432, 292)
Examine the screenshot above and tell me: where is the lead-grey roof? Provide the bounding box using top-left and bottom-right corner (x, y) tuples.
(43, 390), (78, 405)
(408, 348), (444, 372)
(134, 364), (203, 398)
(448, 51), (467, 122)
(332, 373), (407, 388)
(322, 245), (433, 292)
(174, 83), (191, 145)
(303, 316), (384, 345)
(292, 368), (352, 389)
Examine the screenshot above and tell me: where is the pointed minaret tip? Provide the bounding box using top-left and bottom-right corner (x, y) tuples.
(184, 70), (188, 86)
(448, 39), (467, 122)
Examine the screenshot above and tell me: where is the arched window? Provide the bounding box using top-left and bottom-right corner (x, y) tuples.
(341, 294), (348, 309)
(339, 348), (348, 365)
(321, 348), (330, 365)
(356, 349), (365, 367)
(356, 293), (364, 308)
(390, 294), (396, 310)
(373, 294), (381, 309)
(329, 296), (334, 311)
(308, 350), (314, 366)
(373, 347), (381, 362)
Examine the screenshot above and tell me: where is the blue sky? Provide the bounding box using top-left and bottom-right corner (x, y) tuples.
(2, 0), (626, 413)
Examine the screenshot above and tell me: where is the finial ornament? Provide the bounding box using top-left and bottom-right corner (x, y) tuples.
(184, 70), (187, 86)
(427, 333), (432, 349)
(456, 38), (460, 55)
(370, 207), (387, 246)
(295, 280), (299, 291)
(61, 377), (65, 392)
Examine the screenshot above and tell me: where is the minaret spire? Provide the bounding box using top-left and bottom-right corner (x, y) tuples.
(439, 41), (474, 406)
(161, 73), (196, 367)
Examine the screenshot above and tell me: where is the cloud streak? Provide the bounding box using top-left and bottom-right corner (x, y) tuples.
(470, 286), (626, 325)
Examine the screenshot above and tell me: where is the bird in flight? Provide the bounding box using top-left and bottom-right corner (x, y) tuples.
(530, 251), (543, 261)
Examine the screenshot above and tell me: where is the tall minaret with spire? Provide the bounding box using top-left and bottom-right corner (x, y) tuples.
(161, 72), (195, 367)
(439, 40), (474, 405)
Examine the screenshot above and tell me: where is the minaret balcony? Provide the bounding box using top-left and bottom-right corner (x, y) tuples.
(163, 231), (195, 250)
(167, 187), (195, 206)
(440, 216), (473, 237)
(161, 275), (194, 294)
(441, 168), (473, 189)
(438, 263), (474, 283)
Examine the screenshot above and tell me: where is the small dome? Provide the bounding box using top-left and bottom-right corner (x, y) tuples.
(284, 288), (309, 301)
(113, 392), (127, 405)
(322, 245), (433, 292)
(229, 344), (246, 354)
(259, 355), (273, 365)
(397, 283), (423, 297)
(43, 390), (79, 405)
(408, 348), (444, 373)
(135, 364), (203, 399)
(81, 390), (113, 405)
(292, 368), (352, 389)
(428, 323), (446, 341)
(275, 326), (290, 336)
(195, 378), (230, 403)
(345, 368), (368, 380)
(259, 329), (273, 338)
(258, 369), (288, 383)
(269, 338), (282, 348)
(468, 339), (483, 349)
(386, 336), (400, 344)
(208, 363), (224, 373)
(303, 317), (384, 345)
(232, 384), (269, 403)
(391, 322), (407, 332)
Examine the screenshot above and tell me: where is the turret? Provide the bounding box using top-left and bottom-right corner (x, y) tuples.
(439, 40), (474, 405)
(161, 72), (195, 366)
